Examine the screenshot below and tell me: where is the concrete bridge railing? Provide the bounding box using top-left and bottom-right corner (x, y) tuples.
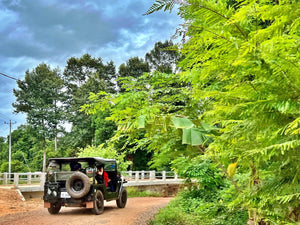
(0, 171), (180, 189)
(0, 172), (45, 188)
(122, 171), (178, 182)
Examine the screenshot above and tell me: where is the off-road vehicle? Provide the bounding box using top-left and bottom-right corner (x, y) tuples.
(43, 157), (127, 215)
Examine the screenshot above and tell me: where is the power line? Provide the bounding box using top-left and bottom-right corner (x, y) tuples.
(0, 112), (12, 121)
(0, 72), (20, 81)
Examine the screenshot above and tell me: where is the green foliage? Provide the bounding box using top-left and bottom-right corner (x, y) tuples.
(151, 159), (248, 224)
(131, 150), (153, 171)
(0, 137), (8, 166)
(151, 190), (248, 225)
(0, 160), (30, 173)
(118, 56), (149, 92)
(168, 0), (300, 222)
(92, 110), (117, 146)
(83, 71), (197, 170)
(146, 0), (300, 223)
(118, 57), (149, 79)
(145, 40), (179, 74)
(144, 0), (177, 15)
(172, 116), (216, 146)
(63, 54), (117, 149)
(13, 64), (65, 171)
(13, 64), (64, 139)
(77, 144), (130, 171)
(63, 53), (116, 93)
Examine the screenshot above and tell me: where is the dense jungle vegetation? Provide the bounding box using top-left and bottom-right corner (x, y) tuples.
(1, 0), (300, 223)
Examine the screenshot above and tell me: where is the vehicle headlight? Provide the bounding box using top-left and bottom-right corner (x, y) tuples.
(52, 191), (57, 197)
(47, 188), (51, 195)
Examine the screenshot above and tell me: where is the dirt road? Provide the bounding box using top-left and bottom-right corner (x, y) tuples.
(0, 194), (171, 225)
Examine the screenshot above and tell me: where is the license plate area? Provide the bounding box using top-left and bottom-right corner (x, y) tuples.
(61, 192), (71, 198)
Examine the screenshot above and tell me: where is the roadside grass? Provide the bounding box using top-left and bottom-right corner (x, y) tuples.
(148, 196), (195, 225)
(127, 187), (162, 198)
(148, 191), (248, 225)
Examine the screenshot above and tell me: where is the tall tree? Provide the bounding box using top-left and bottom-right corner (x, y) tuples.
(13, 64), (64, 171)
(118, 56), (149, 92)
(118, 56), (149, 79)
(91, 110), (117, 146)
(145, 40), (179, 73)
(0, 137), (7, 167)
(63, 54), (117, 149)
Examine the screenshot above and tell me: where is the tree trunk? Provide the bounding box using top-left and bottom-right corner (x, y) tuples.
(248, 161), (261, 224)
(54, 136), (57, 151)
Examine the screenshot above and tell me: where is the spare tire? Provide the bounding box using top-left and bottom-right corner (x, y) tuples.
(66, 172), (90, 199)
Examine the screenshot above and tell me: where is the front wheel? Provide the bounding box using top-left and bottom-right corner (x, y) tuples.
(92, 190), (104, 215)
(116, 188), (127, 208)
(48, 202), (61, 214)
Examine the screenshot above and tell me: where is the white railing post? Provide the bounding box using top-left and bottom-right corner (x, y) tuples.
(135, 171), (139, 182)
(174, 172), (178, 181)
(3, 172), (8, 185)
(149, 170), (155, 182)
(129, 170), (133, 180)
(27, 172), (32, 184)
(14, 173), (19, 188)
(141, 170), (145, 180)
(162, 171), (166, 181)
(40, 173), (46, 188)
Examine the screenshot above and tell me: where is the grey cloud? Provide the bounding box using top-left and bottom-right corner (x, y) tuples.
(1, 0), (116, 58)
(1, 0), (181, 62)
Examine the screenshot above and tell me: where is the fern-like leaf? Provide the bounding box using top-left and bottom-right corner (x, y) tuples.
(276, 193), (300, 204)
(144, 0), (175, 15)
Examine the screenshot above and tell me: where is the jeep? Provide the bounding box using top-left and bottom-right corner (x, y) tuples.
(43, 157), (127, 215)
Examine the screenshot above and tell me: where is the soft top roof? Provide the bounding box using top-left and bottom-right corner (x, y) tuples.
(48, 157), (116, 165)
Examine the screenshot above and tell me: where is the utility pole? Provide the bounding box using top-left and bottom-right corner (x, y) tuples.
(5, 120), (16, 175)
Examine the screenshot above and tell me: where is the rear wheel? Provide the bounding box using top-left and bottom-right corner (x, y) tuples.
(48, 202), (61, 214)
(116, 188), (127, 208)
(92, 190), (104, 215)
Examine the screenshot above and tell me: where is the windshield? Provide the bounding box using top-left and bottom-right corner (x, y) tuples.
(104, 162), (117, 171)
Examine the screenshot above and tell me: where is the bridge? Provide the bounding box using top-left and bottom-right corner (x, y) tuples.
(0, 171), (183, 199)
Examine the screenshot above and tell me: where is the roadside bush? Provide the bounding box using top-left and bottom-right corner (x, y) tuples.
(150, 190), (248, 225)
(0, 160), (30, 173)
(151, 159), (248, 225)
(77, 144), (131, 171)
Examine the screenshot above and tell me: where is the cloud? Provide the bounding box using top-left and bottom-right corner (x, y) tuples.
(1, 0), (115, 58)
(1, 0), (181, 61)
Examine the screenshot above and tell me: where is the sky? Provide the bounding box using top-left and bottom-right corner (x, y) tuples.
(0, 0), (182, 138)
